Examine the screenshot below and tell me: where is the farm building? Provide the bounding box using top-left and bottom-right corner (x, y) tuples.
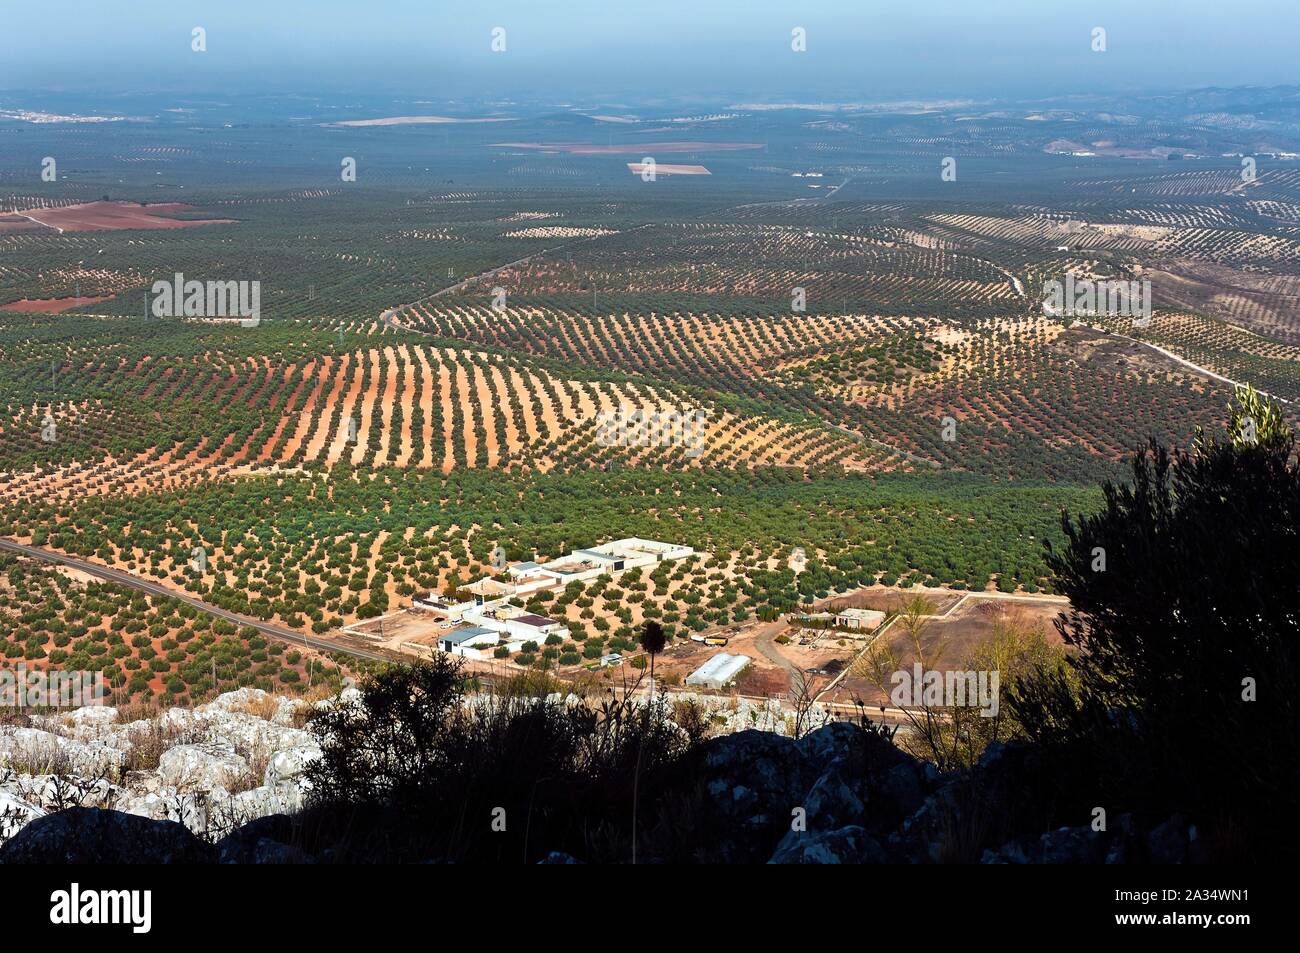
(463, 603), (571, 641)
(462, 576), (521, 604)
(685, 653), (751, 689)
(536, 537), (694, 582)
(835, 608), (886, 630)
(471, 537), (695, 588)
(412, 592), (477, 622)
(436, 626), (501, 658)
(794, 611), (834, 624)
(444, 538), (694, 617)
(589, 537), (693, 565)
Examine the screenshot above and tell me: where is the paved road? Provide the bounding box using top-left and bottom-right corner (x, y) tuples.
(823, 177), (851, 199)
(0, 537), (401, 665)
(1108, 329), (1292, 405)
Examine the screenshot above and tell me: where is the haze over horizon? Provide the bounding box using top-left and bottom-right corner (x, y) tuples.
(2, 0), (1298, 103)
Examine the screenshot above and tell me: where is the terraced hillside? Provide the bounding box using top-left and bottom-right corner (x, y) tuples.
(0, 318), (879, 506)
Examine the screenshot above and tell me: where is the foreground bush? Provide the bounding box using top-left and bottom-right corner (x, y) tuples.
(1012, 387), (1299, 861)
(301, 657), (708, 862)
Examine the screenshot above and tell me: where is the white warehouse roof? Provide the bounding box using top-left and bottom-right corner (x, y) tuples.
(685, 653), (751, 689)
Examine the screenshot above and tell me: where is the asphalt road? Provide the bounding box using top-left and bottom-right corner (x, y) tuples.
(0, 537), (401, 665)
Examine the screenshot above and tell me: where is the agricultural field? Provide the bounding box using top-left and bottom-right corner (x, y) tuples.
(0, 552), (353, 708)
(3, 88), (1300, 702)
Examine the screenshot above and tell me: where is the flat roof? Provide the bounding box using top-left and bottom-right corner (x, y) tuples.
(417, 592), (469, 606)
(440, 626), (497, 644)
(544, 559), (600, 574)
(466, 578), (514, 595)
(514, 613), (558, 628)
(573, 549), (619, 562)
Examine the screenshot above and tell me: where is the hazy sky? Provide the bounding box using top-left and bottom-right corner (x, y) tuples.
(2, 0), (1297, 102)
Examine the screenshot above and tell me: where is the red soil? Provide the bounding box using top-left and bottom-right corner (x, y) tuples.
(13, 201), (236, 233)
(0, 295), (115, 313)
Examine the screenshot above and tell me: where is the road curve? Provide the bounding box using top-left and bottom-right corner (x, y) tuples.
(1108, 330), (1292, 405)
(0, 537), (401, 665)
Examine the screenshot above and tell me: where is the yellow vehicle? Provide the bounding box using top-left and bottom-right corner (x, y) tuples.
(704, 636), (729, 647)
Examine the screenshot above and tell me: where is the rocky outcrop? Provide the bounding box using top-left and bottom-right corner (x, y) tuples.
(981, 812), (1207, 864)
(0, 687), (322, 847)
(0, 699), (1215, 864)
(701, 730), (808, 861)
(0, 807), (214, 864)
(769, 825), (888, 864)
(215, 814), (313, 864)
(0, 726), (126, 776)
(698, 721), (933, 863)
(159, 742), (251, 790)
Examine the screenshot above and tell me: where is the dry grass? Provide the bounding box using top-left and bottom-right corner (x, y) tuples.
(121, 718), (206, 774)
(0, 742), (75, 777)
(233, 694), (281, 721)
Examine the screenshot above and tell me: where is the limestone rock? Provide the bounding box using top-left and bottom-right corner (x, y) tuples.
(158, 741), (251, 791)
(0, 790), (44, 843)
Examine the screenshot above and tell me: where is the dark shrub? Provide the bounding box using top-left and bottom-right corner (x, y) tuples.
(1012, 387), (1300, 861)
(301, 655), (707, 862)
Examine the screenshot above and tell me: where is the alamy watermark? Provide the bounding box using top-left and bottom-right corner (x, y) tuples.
(151, 272), (260, 326)
(50, 883), (151, 934)
(595, 405), (710, 459)
(1, 665), (105, 708)
(890, 663), (1000, 717)
(1042, 273), (1151, 326)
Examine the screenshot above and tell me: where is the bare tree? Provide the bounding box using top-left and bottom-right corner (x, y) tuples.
(854, 594), (1067, 771)
(852, 594), (965, 769)
(788, 667), (822, 740)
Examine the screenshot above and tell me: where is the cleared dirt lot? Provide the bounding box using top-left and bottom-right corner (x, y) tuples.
(822, 585), (964, 617)
(13, 201), (235, 232)
(0, 295), (116, 313)
(626, 163), (711, 176)
(824, 594), (1068, 708)
(348, 611), (448, 652)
